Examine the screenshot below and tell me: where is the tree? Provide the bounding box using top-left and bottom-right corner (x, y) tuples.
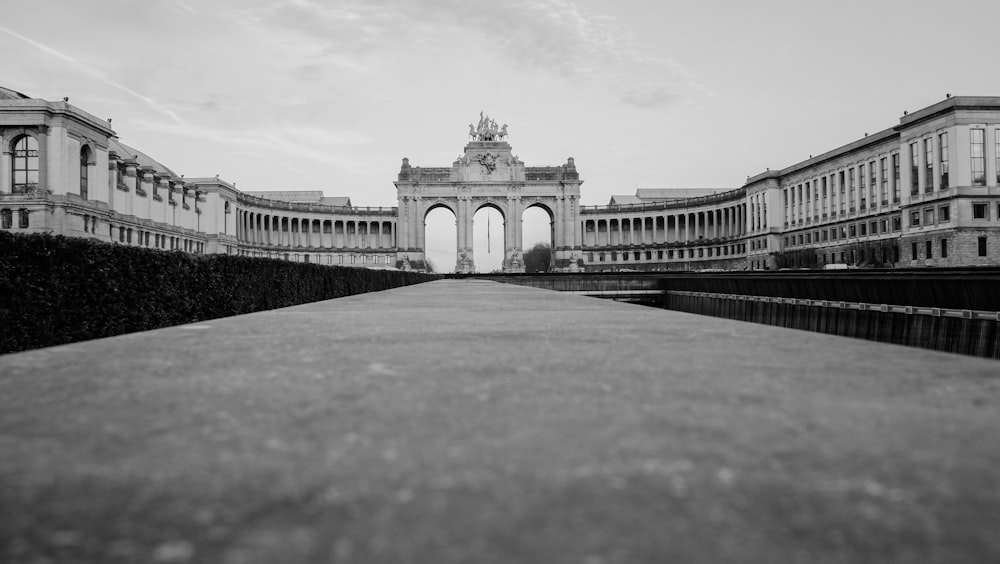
(523, 242), (551, 273)
(423, 257), (436, 273)
(774, 248), (819, 269)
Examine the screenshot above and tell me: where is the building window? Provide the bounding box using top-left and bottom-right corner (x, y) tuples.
(925, 240), (932, 259)
(939, 205), (950, 222)
(821, 177), (828, 215)
(1, 209), (11, 229)
(838, 171), (846, 213)
(859, 223), (866, 236)
(910, 141), (920, 195)
(880, 157), (888, 204)
(939, 133), (949, 189)
(880, 219), (888, 232)
(924, 138), (934, 193)
(338, 255), (344, 264)
(973, 203), (988, 219)
(870, 220), (878, 234)
(979, 237), (988, 256)
(892, 216), (902, 231)
(869, 161), (877, 206)
(971, 129), (986, 186)
(848, 168), (856, 210)
(12, 136), (40, 194)
(924, 208), (934, 226)
(911, 242), (918, 260)
(910, 211), (920, 226)
(858, 164), (866, 209)
(996, 130), (1000, 185)
(849, 224), (857, 237)
(941, 238), (948, 258)
(892, 153), (901, 202)
(18, 209), (29, 229)
(79, 146), (90, 200)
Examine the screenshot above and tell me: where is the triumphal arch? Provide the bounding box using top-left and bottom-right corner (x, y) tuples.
(394, 114), (584, 272)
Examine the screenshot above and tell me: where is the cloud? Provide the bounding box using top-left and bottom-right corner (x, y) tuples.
(132, 118), (372, 174)
(621, 84), (680, 109)
(234, 0), (688, 89)
(0, 24), (185, 124)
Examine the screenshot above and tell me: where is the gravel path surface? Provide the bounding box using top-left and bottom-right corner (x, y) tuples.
(2, 279), (998, 563)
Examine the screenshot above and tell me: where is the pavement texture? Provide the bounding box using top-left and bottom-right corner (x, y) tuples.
(1, 279), (999, 564)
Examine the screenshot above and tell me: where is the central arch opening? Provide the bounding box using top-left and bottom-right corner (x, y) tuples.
(473, 205), (505, 273)
(424, 205), (457, 273)
(522, 204), (554, 273)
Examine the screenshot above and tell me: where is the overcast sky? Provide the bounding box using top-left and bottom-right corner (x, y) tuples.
(4, 0), (1000, 269)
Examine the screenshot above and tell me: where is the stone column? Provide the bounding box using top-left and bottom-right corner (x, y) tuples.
(563, 196), (573, 250)
(411, 198), (419, 251)
(456, 197), (465, 257)
(415, 202), (424, 254)
(514, 197), (523, 253)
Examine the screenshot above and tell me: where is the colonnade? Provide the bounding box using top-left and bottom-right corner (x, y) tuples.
(236, 210), (396, 250)
(582, 204), (747, 248)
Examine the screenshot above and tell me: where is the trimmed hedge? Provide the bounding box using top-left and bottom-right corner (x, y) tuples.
(0, 232), (439, 354)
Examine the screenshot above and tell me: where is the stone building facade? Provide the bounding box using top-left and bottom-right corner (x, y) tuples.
(2, 85), (999, 271)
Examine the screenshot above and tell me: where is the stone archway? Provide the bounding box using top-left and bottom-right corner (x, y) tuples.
(471, 201), (506, 273)
(522, 202), (555, 271)
(394, 115), (584, 273)
(422, 202), (457, 273)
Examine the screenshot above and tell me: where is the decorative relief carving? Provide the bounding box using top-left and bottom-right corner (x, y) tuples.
(476, 152), (497, 174)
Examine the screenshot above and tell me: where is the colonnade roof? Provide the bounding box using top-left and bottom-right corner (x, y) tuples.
(109, 138), (178, 178)
(0, 86), (30, 100)
(582, 187), (747, 214)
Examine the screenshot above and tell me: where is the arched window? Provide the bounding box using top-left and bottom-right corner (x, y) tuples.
(12, 136), (39, 194)
(79, 145), (91, 200)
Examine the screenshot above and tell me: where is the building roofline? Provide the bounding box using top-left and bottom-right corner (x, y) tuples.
(742, 96), (1000, 186)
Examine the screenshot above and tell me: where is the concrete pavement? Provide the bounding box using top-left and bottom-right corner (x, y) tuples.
(1, 279), (999, 563)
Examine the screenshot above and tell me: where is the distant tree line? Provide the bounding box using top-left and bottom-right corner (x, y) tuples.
(523, 243), (551, 273)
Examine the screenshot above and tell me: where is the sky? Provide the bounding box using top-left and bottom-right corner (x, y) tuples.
(4, 0), (1000, 269)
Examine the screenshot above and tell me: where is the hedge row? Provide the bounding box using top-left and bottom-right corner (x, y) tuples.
(0, 232), (439, 354)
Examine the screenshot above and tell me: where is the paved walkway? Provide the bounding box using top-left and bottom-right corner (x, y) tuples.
(1, 280), (999, 563)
